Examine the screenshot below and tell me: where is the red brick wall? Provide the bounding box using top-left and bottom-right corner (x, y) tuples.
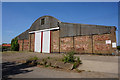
(74, 36), (92, 53)
(23, 40), (29, 51)
(59, 33), (115, 54)
(18, 40), (23, 51)
(29, 33), (35, 52)
(18, 40), (29, 51)
(60, 37), (74, 52)
(93, 34), (112, 54)
(51, 30), (60, 52)
(18, 27), (116, 54)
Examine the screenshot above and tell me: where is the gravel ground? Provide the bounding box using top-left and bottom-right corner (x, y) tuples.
(2, 51), (118, 62)
(8, 66), (118, 78)
(2, 51), (119, 78)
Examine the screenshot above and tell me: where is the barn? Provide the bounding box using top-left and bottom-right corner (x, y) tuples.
(16, 15), (117, 54)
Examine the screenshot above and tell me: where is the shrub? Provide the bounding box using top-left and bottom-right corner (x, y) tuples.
(2, 46), (8, 51)
(72, 62), (78, 69)
(117, 46), (120, 50)
(45, 65), (49, 67)
(72, 57), (82, 69)
(47, 56), (50, 59)
(43, 60), (47, 65)
(63, 51), (75, 63)
(11, 37), (19, 51)
(63, 51), (82, 69)
(76, 57), (82, 64)
(42, 59), (47, 65)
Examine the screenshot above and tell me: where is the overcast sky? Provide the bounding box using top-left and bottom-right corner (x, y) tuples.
(2, 2), (119, 45)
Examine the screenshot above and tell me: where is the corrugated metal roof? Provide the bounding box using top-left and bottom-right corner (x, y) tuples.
(60, 22), (114, 37)
(16, 16), (116, 40)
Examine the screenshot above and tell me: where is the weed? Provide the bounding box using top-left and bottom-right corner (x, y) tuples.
(48, 62), (51, 66)
(43, 60), (47, 65)
(72, 57), (82, 69)
(42, 59), (45, 61)
(45, 65), (49, 67)
(28, 56), (39, 61)
(76, 69), (85, 73)
(76, 57), (82, 64)
(62, 51), (82, 69)
(37, 62), (40, 65)
(47, 56), (50, 59)
(73, 62), (78, 69)
(63, 51), (75, 63)
(26, 56), (39, 66)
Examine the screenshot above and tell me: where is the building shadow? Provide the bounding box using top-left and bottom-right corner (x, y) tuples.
(2, 62), (34, 79)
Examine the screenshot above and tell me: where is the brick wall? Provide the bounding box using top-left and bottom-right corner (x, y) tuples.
(18, 40), (23, 51)
(60, 37), (74, 52)
(74, 36), (92, 53)
(92, 31), (116, 54)
(29, 33), (35, 52)
(18, 40), (29, 51)
(18, 27), (116, 54)
(23, 40), (29, 51)
(93, 34), (111, 54)
(51, 30), (60, 52)
(58, 33), (116, 54)
(110, 27), (116, 53)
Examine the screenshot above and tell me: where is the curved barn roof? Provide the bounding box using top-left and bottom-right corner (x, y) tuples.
(17, 15), (60, 40)
(16, 15), (116, 40)
(29, 15), (60, 32)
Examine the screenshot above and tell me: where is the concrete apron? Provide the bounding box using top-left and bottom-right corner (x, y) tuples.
(77, 60), (118, 74)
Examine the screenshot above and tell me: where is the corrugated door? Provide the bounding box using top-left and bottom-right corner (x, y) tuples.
(42, 31), (50, 53)
(35, 32), (41, 52)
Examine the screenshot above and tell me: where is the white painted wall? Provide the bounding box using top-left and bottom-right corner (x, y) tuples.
(34, 32), (41, 52)
(42, 31), (50, 53)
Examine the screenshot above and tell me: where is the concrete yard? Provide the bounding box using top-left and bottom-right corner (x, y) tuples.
(2, 51), (119, 78)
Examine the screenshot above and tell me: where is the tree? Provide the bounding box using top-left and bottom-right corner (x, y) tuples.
(2, 43), (7, 44)
(11, 37), (19, 51)
(117, 46), (120, 50)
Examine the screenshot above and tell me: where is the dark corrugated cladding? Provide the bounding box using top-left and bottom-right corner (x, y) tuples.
(17, 15), (115, 40)
(17, 29), (30, 40)
(60, 22), (113, 37)
(29, 16), (59, 32)
(17, 15), (60, 40)
(60, 23), (78, 37)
